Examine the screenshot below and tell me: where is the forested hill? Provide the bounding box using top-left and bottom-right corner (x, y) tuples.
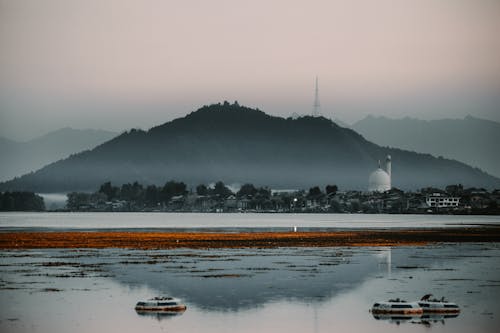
(1, 102), (499, 192)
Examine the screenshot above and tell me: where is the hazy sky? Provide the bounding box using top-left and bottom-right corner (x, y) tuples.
(1, 0), (499, 141)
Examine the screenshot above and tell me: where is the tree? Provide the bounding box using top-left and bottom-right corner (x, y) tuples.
(255, 187), (271, 200)
(253, 187), (272, 209)
(325, 185), (338, 196)
(212, 181), (233, 198)
(308, 186), (322, 197)
(0, 193), (14, 211)
(120, 181), (143, 202)
(66, 192), (91, 211)
(98, 181), (119, 201)
(0, 192), (45, 211)
(196, 184), (209, 196)
(160, 181), (187, 203)
(145, 185), (160, 206)
(90, 192), (107, 205)
(237, 183), (257, 198)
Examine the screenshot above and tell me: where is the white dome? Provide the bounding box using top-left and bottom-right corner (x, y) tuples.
(368, 168), (391, 192)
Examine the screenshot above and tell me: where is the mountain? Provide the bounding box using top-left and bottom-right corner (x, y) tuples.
(0, 128), (118, 182)
(352, 115), (500, 178)
(1, 103), (499, 193)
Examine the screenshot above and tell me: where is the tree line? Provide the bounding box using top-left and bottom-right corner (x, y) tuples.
(66, 180), (339, 211)
(0, 192), (45, 211)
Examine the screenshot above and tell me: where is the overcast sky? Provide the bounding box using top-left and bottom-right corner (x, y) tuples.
(1, 0), (499, 141)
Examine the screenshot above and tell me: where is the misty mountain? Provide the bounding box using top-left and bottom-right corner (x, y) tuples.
(0, 128), (118, 182)
(352, 115), (500, 178)
(1, 103), (498, 193)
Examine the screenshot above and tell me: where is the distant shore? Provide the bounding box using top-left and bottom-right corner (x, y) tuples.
(1, 227), (499, 249)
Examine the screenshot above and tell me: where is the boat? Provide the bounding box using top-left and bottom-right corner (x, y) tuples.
(417, 294), (460, 313)
(135, 297), (187, 313)
(371, 298), (423, 315)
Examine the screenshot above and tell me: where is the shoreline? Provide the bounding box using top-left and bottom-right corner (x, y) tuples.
(1, 227), (499, 249)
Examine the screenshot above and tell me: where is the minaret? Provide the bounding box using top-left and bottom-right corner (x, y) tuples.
(312, 76), (320, 117)
(386, 155), (392, 188)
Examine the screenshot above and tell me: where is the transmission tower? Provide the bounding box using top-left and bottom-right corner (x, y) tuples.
(312, 76), (321, 117)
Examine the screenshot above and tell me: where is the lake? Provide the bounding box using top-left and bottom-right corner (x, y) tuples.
(0, 213), (499, 332)
(1, 244), (499, 333)
(1, 212), (499, 231)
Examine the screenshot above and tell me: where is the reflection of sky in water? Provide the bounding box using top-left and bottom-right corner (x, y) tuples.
(0, 244), (499, 332)
(2, 212), (500, 231)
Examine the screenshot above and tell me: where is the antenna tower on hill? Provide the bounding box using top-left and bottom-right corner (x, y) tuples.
(313, 76), (321, 117)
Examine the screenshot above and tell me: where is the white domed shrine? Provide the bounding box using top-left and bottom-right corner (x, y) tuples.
(368, 155), (391, 192)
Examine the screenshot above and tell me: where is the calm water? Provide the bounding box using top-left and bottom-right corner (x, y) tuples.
(1, 212), (499, 231)
(1, 244), (500, 333)
(1, 213), (499, 332)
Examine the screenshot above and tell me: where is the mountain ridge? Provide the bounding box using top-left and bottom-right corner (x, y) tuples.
(1, 103), (498, 192)
(0, 128), (118, 182)
(352, 115), (500, 178)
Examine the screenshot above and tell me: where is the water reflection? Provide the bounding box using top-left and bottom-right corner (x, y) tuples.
(1, 244), (499, 333)
(105, 247), (379, 311)
(372, 312), (460, 326)
(372, 313), (422, 324)
(2, 212), (499, 231)
(135, 310), (185, 321)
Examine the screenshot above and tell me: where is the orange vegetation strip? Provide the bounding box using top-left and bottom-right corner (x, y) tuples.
(0, 227), (499, 249)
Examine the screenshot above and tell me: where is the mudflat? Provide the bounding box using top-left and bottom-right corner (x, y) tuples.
(1, 227), (499, 249)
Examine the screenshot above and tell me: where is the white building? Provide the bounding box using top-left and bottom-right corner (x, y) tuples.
(368, 155), (391, 192)
(426, 193), (460, 208)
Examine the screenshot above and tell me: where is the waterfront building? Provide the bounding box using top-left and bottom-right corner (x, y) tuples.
(426, 193), (460, 208)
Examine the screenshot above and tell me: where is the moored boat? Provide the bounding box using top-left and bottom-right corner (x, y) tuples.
(135, 297), (187, 312)
(371, 299), (423, 315)
(418, 294), (460, 313)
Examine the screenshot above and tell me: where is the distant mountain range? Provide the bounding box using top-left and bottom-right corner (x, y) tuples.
(0, 128), (118, 182)
(1, 103), (498, 192)
(352, 115), (500, 178)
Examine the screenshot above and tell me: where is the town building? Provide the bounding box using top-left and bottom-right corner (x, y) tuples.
(426, 193), (460, 208)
